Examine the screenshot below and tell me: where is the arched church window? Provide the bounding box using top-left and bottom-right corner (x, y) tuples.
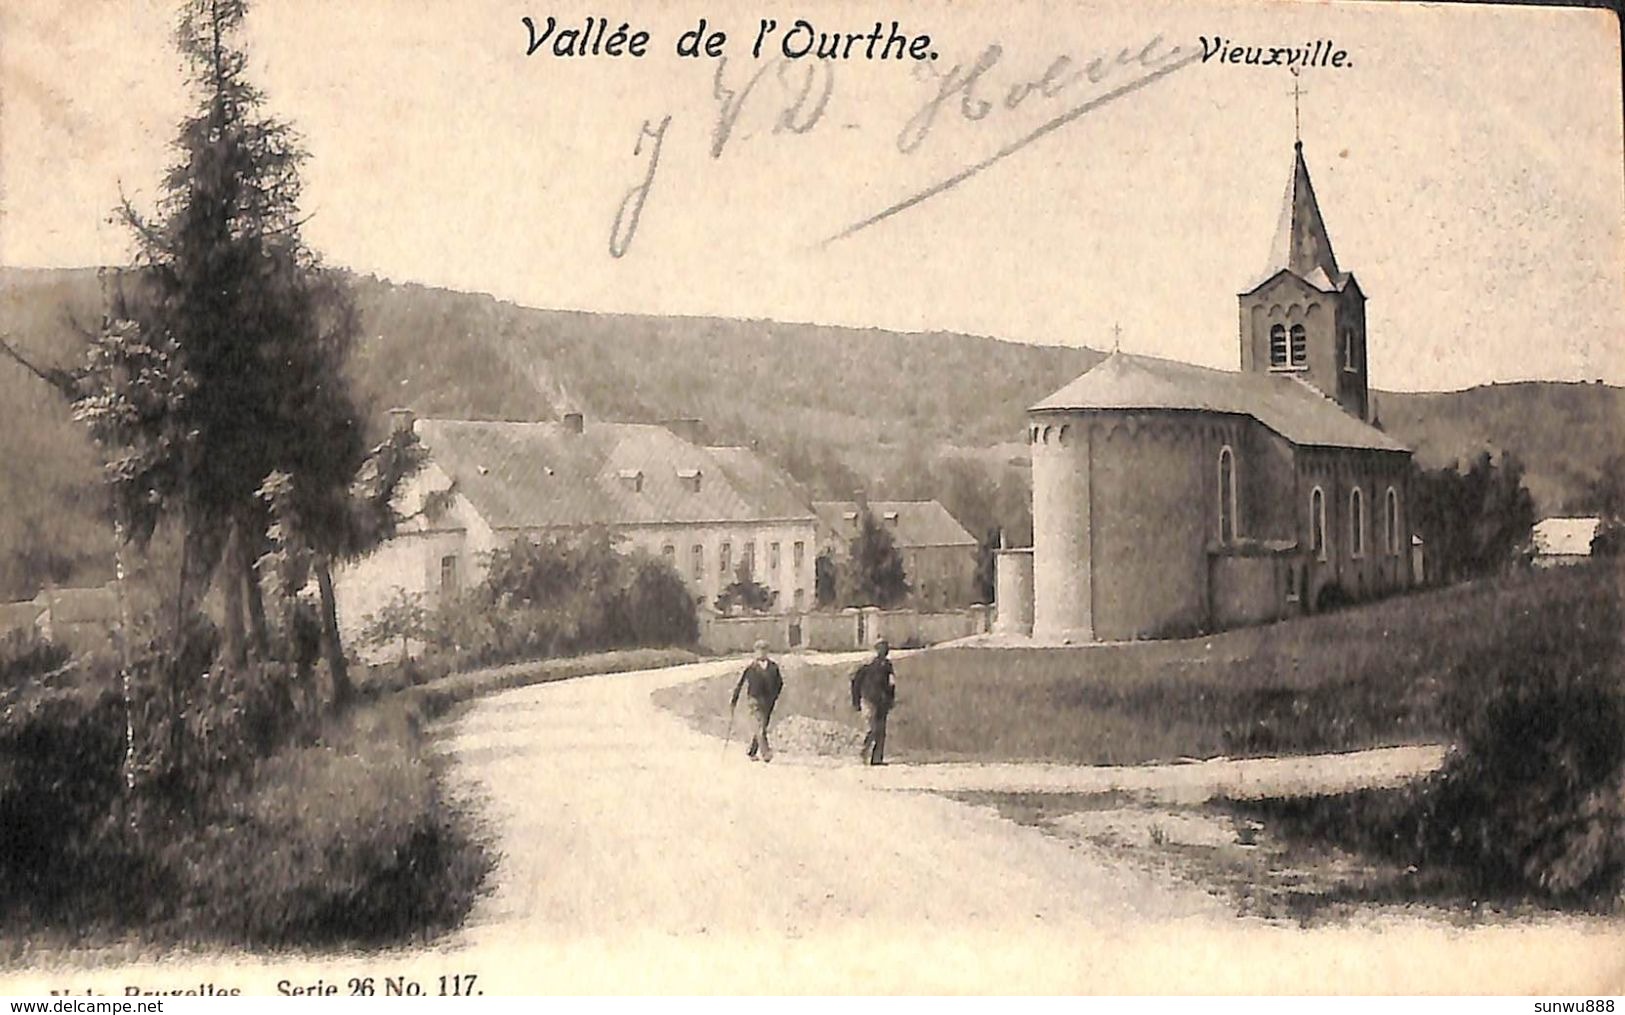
(1350, 487), (1365, 558)
(1289, 325), (1308, 367)
(1385, 487), (1400, 556)
(1269, 325), (1288, 367)
(1218, 446), (1237, 544)
(1310, 487), (1327, 560)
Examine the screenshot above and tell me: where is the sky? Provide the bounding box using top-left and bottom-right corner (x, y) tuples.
(2, 0), (1622, 392)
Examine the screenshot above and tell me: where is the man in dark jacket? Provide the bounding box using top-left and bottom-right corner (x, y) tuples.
(850, 639), (897, 765)
(731, 639), (783, 762)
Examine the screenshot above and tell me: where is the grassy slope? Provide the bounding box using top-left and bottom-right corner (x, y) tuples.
(657, 562), (1622, 765)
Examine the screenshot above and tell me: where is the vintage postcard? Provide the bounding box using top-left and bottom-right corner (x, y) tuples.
(1, 0), (1622, 996)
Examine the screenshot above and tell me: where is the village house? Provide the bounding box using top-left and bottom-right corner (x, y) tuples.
(813, 499), (980, 609)
(1530, 516), (1600, 567)
(0, 583), (121, 656)
(999, 141), (1416, 641)
(333, 412), (818, 638)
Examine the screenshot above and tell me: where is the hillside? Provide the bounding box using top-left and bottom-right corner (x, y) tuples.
(1, 266), (1620, 597)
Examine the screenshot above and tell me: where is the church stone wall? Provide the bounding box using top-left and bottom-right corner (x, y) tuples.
(992, 549), (1034, 635)
(1242, 425), (1300, 542)
(1032, 409), (1289, 642)
(1030, 415), (1093, 640)
(1297, 448), (1413, 607)
(1089, 414), (1212, 639)
(1211, 555), (1282, 628)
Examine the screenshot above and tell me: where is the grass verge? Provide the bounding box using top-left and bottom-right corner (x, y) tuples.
(657, 562), (1619, 765)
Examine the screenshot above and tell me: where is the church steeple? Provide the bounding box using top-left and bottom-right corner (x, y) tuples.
(1238, 142), (1371, 422)
(1264, 141), (1345, 290)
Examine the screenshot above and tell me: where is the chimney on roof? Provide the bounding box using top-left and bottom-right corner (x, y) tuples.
(388, 407), (416, 435)
(562, 411), (584, 435)
(659, 418), (707, 446)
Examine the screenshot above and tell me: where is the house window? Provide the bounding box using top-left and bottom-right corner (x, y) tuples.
(794, 589), (806, 610)
(793, 541), (805, 570)
(440, 554), (459, 595)
(741, 541), (755, 575)
(720, 541), (732, 575)
(1269, 324), (1288, 367)
(1350, 487), (1365, 558)
(1386, 487), (1400, 556)
(1310, 487), (1327, 560)
(770, 542), (781, 571)
(691, 544), (704, 578)
(1217, 446), (1237, 545)
(1289, 324), (1308, 367)
(662, 543), (676, 560)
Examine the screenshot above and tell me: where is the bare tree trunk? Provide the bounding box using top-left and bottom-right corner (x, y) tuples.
(314, 554), (351, 708)
(220, 520), (246, 668)
(240, 528), (270, 659)
(172, 511), (226, 655)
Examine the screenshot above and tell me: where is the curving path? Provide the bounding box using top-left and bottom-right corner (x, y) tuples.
(427, 656), (1624, 993)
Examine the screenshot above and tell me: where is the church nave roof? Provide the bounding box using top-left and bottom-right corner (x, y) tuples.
(1030, 350), (1408, 453)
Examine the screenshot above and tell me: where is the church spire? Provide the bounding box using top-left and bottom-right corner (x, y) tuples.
(1264, 143), (1344, 289)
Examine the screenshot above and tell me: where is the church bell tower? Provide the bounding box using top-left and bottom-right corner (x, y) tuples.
(1237, 141), (1370, 422)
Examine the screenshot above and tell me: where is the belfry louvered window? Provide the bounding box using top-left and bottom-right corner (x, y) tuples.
(1269, 324), (1288, 367)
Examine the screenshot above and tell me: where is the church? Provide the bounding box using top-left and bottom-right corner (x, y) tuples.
(997, 142), (1416, 642)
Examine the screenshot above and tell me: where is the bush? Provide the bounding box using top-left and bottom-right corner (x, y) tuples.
(157, 698), (489, 947)
(1420, 580), (1625, 905)
(1232, 563), (1625, 912)
(414, 531), (697, 670)
(0, 683), (129, 917)
(359, 588), (431, 664)
(0, 628), (72, 690)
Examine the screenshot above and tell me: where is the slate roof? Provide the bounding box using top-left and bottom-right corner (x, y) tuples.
(34, 585), (120, 624)
(1532, 517), (1600, 557)
(813, 500), (978, 548)
(413, 419), (814, 529)
(1031, 351), (1409, 453)
(1245, 143), (1354, 295)
(0, 600), (44, 634)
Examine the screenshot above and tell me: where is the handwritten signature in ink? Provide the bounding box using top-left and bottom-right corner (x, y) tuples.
(610, 57), (835, 257)
(608, 34), (1201, 255)
(831, 35), (1196, 243)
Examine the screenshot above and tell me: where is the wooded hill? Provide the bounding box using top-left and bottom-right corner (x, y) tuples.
(2, 265), (1619, 597)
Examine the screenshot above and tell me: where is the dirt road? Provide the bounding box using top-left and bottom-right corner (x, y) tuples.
(430, 657), (1625, 993)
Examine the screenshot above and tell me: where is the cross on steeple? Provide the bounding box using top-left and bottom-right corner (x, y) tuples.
(1110, 322), (1122, 352)
(1289, 68), (1306, 146)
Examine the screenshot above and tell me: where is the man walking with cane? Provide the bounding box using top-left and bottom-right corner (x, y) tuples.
(851, 639), (897, 766)
(730, 639), (783, 762)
